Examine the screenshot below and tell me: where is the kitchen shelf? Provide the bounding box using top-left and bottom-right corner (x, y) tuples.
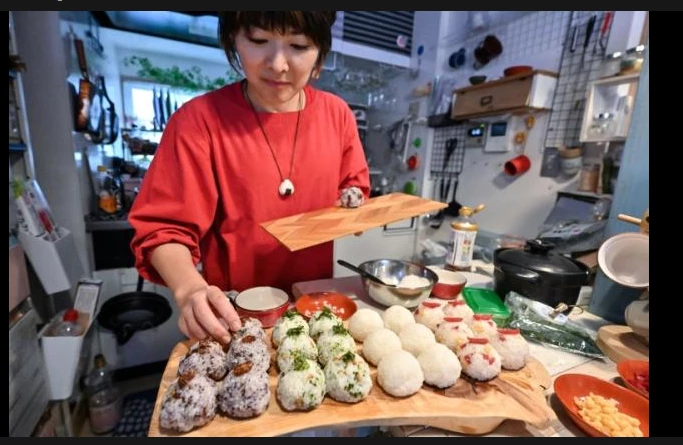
(579, 73), (640, 143)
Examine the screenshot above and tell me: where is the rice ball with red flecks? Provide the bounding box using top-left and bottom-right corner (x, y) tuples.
(489, 328), (530, 371)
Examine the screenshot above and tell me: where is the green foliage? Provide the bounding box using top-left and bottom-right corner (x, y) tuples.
(123, 56), (241, 92)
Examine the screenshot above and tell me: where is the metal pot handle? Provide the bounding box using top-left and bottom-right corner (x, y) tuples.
(498, 263), (540, 283)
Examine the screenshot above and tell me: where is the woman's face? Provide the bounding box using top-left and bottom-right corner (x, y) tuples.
(235, 26), (321, 111)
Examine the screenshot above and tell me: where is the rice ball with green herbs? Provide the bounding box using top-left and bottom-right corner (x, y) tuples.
(347, 308), (384, 342)
(308, 307), (343, 340)
(272, 310), (309, 348)
(276, 357), (326, 411)
(324, 351), (372, 403)
(316, 323), (357, 366)
(277, 326), (318, 373)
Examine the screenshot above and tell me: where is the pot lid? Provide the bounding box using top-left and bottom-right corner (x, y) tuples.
(497, 239), (586, 276)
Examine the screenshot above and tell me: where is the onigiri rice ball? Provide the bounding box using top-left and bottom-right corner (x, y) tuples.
(272, 310), (309, 348)
(234, 317), (266, 342)
(456, 337), (502, 382)
(434, 316), (474, 352)
(316, 323), (357, 366)
(413, 300), (445, 332)
(276, 357), (326, 411)
(159, 371), (217, 433)
(277, 326), (318, 373)
(416, 343), (462, 389)
(469, 314), (498, 339)
(362, 328), (402, 366)
(308, 307), (343, 340)
(442, 299), (474, 323)
(348, 308), (384, 342)
(399, 323), (436, 357)
(324, 351), (372, 403)
(377, 350), (424, 397)
(216, 361), (270, 419)
(382, 305), (415, 335)
(489, 328), (530, 371)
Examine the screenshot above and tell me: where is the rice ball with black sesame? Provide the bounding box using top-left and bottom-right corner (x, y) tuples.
(159, 371), (217, 433)
(417, 343), (462, 389)
(217, 361), (270, 419)
(272, 310), (309, 348)
(226, 334), (270, 372)
(234, 317), (267, 342)
(316, 323), (357, 366)
(177, 338), (229, 381)
(277, 326), (318, 373)
(276, 357), (326, 411)
(308, 306), (343, 340)
(324, 351), (372, 403)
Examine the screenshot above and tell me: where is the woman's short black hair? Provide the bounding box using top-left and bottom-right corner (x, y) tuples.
(218, 11), (337, 74)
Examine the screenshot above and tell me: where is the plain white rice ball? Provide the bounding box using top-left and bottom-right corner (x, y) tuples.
(377, 350), (424, 397)
(362, 328), (402, 366)
(382, 305), (415, 335)
(324, 351), (373, 403)
(348, 308), (384, 342)
(399, 323), (436, 357)
(417, 343), (462, 388)
(276, 358), (326, 411)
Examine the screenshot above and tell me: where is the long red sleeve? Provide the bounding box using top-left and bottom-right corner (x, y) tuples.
(129, 82), (370, 295)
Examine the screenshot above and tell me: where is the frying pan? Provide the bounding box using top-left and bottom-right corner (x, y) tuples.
(97, 275), (172, 345)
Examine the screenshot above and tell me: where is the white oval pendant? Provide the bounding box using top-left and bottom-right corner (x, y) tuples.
(278, 179), (295, 196)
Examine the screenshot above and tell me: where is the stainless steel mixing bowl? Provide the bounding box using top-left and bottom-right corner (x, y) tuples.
(358, 259), (438, 309)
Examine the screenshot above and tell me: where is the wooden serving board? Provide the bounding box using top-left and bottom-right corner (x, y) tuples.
(597, 325), (649, 364)
(148, 332), (557, 437)
(260, 193), (447, 252)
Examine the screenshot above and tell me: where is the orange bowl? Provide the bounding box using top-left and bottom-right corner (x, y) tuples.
(503, 65), (533, 77)
(295, 292), (357, 320)
(617, 360), (649, 399)
(428, 267), (468, 300)
(554, 373), (649, 437)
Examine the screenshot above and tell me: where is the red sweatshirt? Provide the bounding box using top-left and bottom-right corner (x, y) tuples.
(129, 82), (370, 295)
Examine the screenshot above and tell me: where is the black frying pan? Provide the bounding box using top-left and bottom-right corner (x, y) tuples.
(97, 275), (172, 345)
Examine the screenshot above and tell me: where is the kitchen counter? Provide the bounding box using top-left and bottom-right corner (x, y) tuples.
(291, 268), (622, 438)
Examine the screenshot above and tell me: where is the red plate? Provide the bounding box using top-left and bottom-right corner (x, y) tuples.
(554, 373), (649, 437)
(295, 292), (357, 320)
(617, 359), (649, 399)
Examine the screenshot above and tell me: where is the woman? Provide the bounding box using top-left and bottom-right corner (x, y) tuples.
(128, 11), (370, 345)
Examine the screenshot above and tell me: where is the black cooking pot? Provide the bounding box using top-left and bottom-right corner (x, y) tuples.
(97, 275), (172, 345)
(493, 239), (590, 309)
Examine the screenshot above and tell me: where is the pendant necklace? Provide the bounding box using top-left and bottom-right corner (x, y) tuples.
(243, 81), (302, 197)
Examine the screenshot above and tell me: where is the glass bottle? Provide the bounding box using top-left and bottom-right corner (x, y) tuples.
(445, 204), (486, 271)
(84, 354), (122, 435)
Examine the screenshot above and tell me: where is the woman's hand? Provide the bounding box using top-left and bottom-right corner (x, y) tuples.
(175, 285), (242, 345)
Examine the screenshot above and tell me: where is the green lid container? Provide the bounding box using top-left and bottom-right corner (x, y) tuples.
(462, 287), (511, 327)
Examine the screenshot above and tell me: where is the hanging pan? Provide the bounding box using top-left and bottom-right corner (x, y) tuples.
(97, 275), (172, 345)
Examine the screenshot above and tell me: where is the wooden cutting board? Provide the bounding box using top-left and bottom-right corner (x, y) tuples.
(596, 325), (649, 364)
(148, 333), (557, 437)
(260, 193), (447, 252)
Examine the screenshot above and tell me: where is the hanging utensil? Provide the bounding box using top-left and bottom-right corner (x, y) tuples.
(445, 139), (465, 217)
(595, 11), (613, 54)
(580, 14), (597, 68)
(430, 138), (458, 228)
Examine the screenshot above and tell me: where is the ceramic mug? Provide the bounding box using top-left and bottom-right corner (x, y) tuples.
(504, 154), (531, 176)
